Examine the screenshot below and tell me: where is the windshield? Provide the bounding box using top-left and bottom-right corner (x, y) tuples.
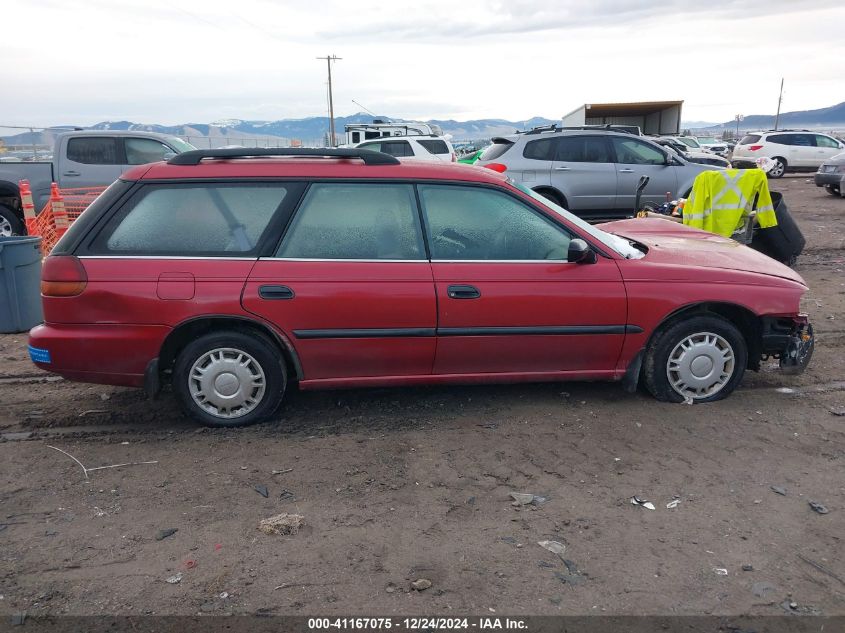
(678, 137), (700, 149)
(166, 136), (197, 153)
(513, 183), (644, 260)
(697, 137), (718, 145)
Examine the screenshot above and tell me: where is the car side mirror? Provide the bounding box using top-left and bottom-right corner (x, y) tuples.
(568, 239), (596, 264)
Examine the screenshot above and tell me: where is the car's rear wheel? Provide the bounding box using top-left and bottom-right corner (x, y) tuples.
(824, 184), (840, 196)
(173, 330), (286, 427)
(0, 204), (24, 237)
(767, 157), (787, 179)
(643, 315), (747, 403)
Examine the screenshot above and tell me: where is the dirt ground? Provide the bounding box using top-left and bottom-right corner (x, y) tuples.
(1, 176), (843, 619)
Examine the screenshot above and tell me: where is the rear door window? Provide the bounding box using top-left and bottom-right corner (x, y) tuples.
(277, 183), (425, 260)
(363, 141), (413, 157)
(417, 139), (449, 155)
(91, 183), (294, 256)
(67, 137), (120, 164)
(556, 136), (612, 163)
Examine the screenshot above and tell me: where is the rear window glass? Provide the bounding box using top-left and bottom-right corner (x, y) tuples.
(67, 137), (119, 165)
(95, 184), (290, 255)
(739, 134), (761, 144)
(479, 140), (514, 161)
(417, 139), (449, 154)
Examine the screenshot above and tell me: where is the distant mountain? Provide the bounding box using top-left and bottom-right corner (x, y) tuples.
(707, 101), (845, 131)
(3, 102), (842, 148)
(681, 120), (721, 129)
(1, 113), (557, 146)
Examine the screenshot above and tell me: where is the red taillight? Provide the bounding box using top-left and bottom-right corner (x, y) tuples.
(41, 255), (87, 297)
(484, 163), (507, 173)
(749, 145), (763, 151)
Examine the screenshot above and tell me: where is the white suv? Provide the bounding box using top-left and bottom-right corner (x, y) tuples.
(354, 136), (456, 162)
(732, 131), (845, 178)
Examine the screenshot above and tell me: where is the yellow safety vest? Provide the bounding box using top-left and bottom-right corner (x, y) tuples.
(683, 169), (778, 237)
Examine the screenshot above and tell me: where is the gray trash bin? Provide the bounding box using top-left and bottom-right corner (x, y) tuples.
(0, 236), (44, 333)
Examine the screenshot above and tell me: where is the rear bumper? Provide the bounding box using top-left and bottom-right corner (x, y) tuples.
(28, 322), (171, 388)
(760, 314), (814, 375)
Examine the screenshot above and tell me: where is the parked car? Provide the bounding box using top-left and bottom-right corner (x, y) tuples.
(354, 136), (456, 163)
(0, 130), (196, 236)
(814, 151), (845, 197)
(653, 137), (731, 168)
(474, 129), (720, 219)
(732, 131), (845, 178)
(695, 137), (730, 156)
(28, 147), (814, 427)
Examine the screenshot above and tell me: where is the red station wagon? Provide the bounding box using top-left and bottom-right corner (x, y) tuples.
(29, 148), (814, 427)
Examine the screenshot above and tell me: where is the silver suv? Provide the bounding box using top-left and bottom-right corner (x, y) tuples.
(475, 128), (721, 219)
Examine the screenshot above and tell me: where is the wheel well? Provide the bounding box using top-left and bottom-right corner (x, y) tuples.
(533, 187), (567, 207)
(772, 156), (787, 166)
(649, 302), (762, 369)
(158, 316), (302, 382)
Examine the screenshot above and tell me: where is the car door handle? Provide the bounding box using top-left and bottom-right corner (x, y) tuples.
(62, 171), (80, 177)
(258, 285), (295, 300)
(554, 166), (570, 171)
(447, 284), (481, 299)
(618, 168), (634, 173)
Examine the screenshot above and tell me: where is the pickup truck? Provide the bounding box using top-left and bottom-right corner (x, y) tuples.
(0, 130), (195, 236)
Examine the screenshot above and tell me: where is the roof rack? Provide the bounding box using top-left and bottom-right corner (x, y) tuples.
(520, 124), (639, 136)
(764, 129), (810, 132)
(168, 147), (401, 166)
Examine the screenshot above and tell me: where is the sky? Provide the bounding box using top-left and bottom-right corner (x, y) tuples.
(2, 0), (844, 128)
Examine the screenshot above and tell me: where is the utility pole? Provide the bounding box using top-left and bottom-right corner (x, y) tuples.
(774, 78), (784, 131)
(317, 54), (342, 146)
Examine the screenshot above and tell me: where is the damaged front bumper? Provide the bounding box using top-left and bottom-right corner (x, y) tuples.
(760, 314), (814, 375)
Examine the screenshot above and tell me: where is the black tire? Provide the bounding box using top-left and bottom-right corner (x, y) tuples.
(824, 184), (840, 196)
(173, 330), (286, 428)
(643, 315), (747, 404)
(767, 157), (787, 179)
(0, 204), (24, 237)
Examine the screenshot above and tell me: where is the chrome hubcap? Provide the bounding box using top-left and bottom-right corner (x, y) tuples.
(771, 161), (785, 177)
(0, 217), (13, 237)
(667, 332), (735, 400)
(188, 347), (266, 419)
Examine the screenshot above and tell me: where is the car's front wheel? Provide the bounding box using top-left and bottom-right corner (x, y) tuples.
(643, 315), (747, 403)
(173, 330), (286, 427)
(767, 157), (787, 179)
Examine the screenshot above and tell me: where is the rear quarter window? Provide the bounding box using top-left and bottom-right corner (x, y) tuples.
(523, 138), (556, 160)
(89, 183), (295, 256)
(739, 134), (761, 144)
